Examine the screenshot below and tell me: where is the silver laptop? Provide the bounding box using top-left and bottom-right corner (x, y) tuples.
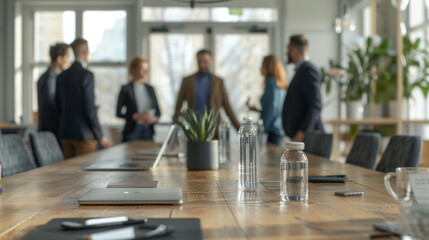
(78, 188), (183, 205)
(85, 125), (177, 171)
(133, 126), (179, 159)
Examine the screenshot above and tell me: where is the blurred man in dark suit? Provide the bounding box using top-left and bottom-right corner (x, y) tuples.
(282, 35), (324, 142)
(56, 38), (112, 158)
(37, 42), (71, 143)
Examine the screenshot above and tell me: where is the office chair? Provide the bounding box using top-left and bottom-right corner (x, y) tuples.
(376, 135), (422, 173)
(29, 132), (64, 167)
(303, 132), (333, 159)
(0, 134), (37, 177)
(346, 133), (380, 169)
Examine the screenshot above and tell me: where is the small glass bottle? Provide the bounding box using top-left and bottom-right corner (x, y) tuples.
(257, 119), (265, 148)
(177, 128), (186, 159)
(280, 142), (308, 201)
(218, 121), (230, 164)
(238, 117), (257, 191)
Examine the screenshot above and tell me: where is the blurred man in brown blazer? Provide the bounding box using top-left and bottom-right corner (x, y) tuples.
(174, 49), (240, 130)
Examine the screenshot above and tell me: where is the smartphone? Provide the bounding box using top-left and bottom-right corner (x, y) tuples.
(334, 190), (364, 196)
(84, 224), (172, 240)
(372, 221), (402, 235)
(61, 216), (147, 230)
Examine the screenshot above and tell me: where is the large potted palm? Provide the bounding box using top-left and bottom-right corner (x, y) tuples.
(173, 108), (219, 171)
(322, 37), (390, 119)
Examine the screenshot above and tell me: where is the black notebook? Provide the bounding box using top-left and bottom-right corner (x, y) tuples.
(309, 175), (347, 183)
(21, 218), (203, 240)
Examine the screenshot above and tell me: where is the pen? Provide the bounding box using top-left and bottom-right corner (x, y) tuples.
(260, 175), (347, 183)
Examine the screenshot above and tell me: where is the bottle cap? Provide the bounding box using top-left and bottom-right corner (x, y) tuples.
(242, 117), (253, 122)
(285, 141), (305, 150)
(220, 121), (230, 127)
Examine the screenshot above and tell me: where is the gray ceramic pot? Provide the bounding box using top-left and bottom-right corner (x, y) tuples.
(186, 140), (219, 170)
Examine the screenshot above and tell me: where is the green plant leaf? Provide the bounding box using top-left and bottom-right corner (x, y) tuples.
(176, 108), (220, 142)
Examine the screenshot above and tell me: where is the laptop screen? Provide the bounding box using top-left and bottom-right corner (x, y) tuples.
(152, 125), (178, 169)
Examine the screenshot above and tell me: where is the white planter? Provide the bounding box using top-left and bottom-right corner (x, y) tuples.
(388, 99), (408, 119)
(346, 101), (364, 119)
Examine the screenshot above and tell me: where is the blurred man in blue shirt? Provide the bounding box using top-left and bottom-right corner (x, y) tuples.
(174, 49), (240, 130)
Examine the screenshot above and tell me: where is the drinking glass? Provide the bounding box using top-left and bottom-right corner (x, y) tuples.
(384, 167), (429, 240)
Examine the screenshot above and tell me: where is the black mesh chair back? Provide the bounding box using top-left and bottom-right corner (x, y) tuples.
(303, 132), (333, 159)
(376, 135), (422, 173)
(346, 133), (380, 169)
(29, 132), (64, 167)
(0, 134), (37, 177)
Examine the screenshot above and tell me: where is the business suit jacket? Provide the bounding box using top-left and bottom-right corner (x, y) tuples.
(174, 73), (240, 130)
(116, 82), (161, 135)
(37, 68), (60, 139)
(55, 61), (103, 141)
(282, 61), (324, 138)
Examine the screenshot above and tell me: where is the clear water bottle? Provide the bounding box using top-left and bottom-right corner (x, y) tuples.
(218, 121), (230, 164)
(238, 117), (257, 191)
(280, 142), (308, 201)
(257, 119), (265, 147)
(177, 128), (186, 159)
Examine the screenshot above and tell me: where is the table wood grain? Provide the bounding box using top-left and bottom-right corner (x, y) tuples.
(0, 141), (400, 240)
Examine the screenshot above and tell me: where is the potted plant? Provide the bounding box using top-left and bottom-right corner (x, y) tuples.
(376, 36), (429, 118)
(322, 37), (390, 119)
(173, 108), (220, 170)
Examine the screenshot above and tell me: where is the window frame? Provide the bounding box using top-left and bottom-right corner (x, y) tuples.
(17, 0), (284, 125)
(407, 0), (429, 120)
(21, 3), (135, 124)
(141, 22), (275, 123)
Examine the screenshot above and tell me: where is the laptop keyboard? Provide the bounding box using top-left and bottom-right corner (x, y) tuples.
(120, 162), (153, 168)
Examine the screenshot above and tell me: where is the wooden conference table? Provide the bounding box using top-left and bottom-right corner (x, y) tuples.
(0, 141), (400, 240)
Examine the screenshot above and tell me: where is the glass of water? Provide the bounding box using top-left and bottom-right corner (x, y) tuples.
(218, 121), (230, 164)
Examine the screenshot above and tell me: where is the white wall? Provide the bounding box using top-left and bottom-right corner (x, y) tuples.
(1, 0), (16, 123)
(0, 0), (6, 122)
(284, 0), (340, 122)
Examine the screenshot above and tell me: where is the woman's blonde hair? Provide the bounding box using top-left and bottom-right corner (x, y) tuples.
(262, 55), (287, 90)
(129, 57), (148, 76)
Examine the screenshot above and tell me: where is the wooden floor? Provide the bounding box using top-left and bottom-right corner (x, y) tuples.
(0, 141), (400, 240)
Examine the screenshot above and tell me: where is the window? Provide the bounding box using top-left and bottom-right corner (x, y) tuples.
(91, 67), (128, 123)
(148, 33), (205, 122)
(33, 11), (76, 111)
(83, 11), (127, 62)
(142, 7), (277, 22)
(34, 11), (75, 62)
(83, 10), (128, 124)
(32, 10), (128, 125)
(362, 6), (372, 38)
(409, 0), (425, 27)
(142, 7), (209, 22)
(211, 8), (277, 22)
(215, 33), (269, 120)
(408, 0), (429, 138)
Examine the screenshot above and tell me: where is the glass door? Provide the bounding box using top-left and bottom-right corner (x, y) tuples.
(214, 29), (270, 121)
(144, 25), (271, 123)
(147, 29), (206, 122)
